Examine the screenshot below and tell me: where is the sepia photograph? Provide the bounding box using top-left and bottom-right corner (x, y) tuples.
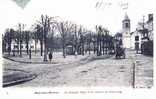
(0, 0), (154, 91)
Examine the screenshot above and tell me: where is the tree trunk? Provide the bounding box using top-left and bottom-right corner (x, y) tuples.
(93, 41), (96, 54)
(102, 36), (105, 55)
(19, 40), (22, 57)
(8, 34), (11, 56)
(106, 42), (108, 54)
(75, 39), (78, 56)
(26, 42), (29, 55)
(75, 44), (78, 56)
(8, 43), (11, 56)
(99, 37), (102, 56)
(43, 38), (48, 61)
(89, 44), (91, 55)
(40, 40), (43, 56)
(43, 48), (48, 61)
(17, 42), (20, 55)
(81, 36), (84, 56)
(96, 37), (99, 56)
(82, 42), (84, 55)
(97, 34), (101, 56)
(63, 44), (66, 58)
(35, 40), (37, 54)
(63, 43), (66, 58)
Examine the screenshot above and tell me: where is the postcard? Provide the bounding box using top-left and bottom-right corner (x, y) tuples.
(0, 0), (155, 99)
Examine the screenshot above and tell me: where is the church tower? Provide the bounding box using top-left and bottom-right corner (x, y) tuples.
(122, 13), (131, 48)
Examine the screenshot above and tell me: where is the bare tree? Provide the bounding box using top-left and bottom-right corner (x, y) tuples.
(47, 19), (58, 59)
(73, 24), (79, 55)
(3, 28), (15, 55)
(85, 31), (92, 55)
(34, 24), (43, 56)
(23, 30), (30, 54)
(96, 25), (111, 56)
(96, 25), (102, 56)
(57, 21), (74, 58)
(18, 23), (25, 57)
(42, 15), (51, 61)
(36, 15), (51, 61)
(36, 14), (59, 61)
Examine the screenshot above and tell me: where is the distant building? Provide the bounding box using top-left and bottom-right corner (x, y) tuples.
(121, 13), (131, 48)
(130, 29), (142, 50)
(132, 14), (153, 51)
(10, 39), (41, 53)
(141, 14), (153, 55)
(120, 13), (153, 51)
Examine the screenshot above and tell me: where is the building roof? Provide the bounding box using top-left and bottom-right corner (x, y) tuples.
(123, 13), (130, 21)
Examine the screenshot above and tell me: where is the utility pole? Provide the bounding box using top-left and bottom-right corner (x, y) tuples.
(141, 15), (146, 54)
(142, 15), (145, 37)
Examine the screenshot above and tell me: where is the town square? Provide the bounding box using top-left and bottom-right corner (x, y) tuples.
(1, 0), (153, 88)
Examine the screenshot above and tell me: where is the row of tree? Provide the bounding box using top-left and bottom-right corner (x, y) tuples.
(2, 15), (115, 60)
(2, 26), (33, 56)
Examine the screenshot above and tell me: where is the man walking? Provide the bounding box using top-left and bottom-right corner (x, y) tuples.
(48, 52), (52, 62)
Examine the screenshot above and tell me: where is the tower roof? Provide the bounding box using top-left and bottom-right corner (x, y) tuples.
(123, 13), (130, 21)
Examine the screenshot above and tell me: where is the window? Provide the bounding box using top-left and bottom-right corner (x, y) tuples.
(31, 46), (34, 48)
(135, 36), (139, 41)
(14, 45), (18, 49)
(125, 23), (129, 28)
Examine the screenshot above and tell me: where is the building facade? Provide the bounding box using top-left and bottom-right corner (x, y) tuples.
(122, 13), (131, 48)
(10, 39), (41, 53)
(122, 13), (154, 52)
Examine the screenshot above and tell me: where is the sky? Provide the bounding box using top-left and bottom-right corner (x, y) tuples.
(0, 0), (155, 35)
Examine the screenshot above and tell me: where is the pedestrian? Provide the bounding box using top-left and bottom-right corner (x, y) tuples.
(49, 52), (52, 62)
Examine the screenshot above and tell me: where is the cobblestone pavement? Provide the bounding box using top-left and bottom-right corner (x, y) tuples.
(3, 50), (153, 88)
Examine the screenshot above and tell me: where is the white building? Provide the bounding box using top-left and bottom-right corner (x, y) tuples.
(130, 29), (142, 50)
(121, 13), (131, 49)
(10, 39), (41, 52)
(121, 13), (153, 50)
